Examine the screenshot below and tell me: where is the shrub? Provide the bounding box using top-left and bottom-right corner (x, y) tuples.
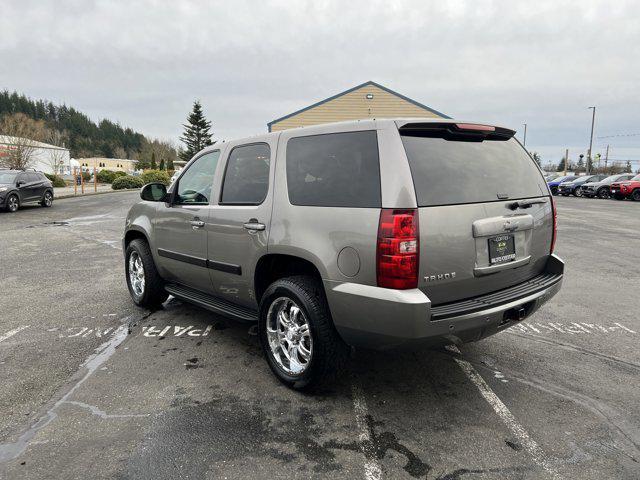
(81, 170), (91, 182)
(140, 169), (170, 185)
(114, 170), (127, 177)
(96, 169), (117, 184)
(112, 175), (145, 190)
(44, 173), (66, 188)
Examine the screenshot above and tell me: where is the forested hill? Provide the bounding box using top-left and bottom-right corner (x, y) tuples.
(0, 90), (145, 159)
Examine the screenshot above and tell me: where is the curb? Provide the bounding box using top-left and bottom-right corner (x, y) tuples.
(55, 188), (139, 200)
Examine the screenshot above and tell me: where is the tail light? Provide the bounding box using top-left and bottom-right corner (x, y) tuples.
(550, 197), (557, 254)
(377, 209), (419, 289)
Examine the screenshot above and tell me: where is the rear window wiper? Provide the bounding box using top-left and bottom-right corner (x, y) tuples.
(507, 199), (547, 210)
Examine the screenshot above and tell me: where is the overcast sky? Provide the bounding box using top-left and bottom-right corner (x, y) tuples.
(1, 0), (639, 165)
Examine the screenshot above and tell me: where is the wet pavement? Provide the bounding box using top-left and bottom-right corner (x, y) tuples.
(0, 192), (639, 479)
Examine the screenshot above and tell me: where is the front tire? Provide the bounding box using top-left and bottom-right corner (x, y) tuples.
(573, 188), (583, 197)
(5, 194), (19, 213)
(40, 190), (53, 207)
(125, 239), (168, 308)
(632, 189), (640, 201)
(258, 276), (349, 390)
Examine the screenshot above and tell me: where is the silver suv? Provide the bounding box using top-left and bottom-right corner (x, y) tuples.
(123, 119), (564, 389)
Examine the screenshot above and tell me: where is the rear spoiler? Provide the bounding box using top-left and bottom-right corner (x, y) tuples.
(399, 122), (516, 141)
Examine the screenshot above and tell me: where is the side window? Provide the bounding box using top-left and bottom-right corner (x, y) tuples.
(286, 131), (381, 207)
(16, 174), (28, 185)
(220, 144), (270, 205)
(175, 151), (220, 205)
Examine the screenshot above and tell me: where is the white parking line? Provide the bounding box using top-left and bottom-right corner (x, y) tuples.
(448, 346), (562, 480)
(0, 325), (29, 344)
(351, 382), (383, 480)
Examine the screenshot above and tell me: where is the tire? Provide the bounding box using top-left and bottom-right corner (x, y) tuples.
(573, 188), (583, 197)
(5, 194), (19, 213)
(550, 187), (558, 195)
(632, 189), (640, 202)
(40, 190), (53, 207)
(597, 188), (610, 199)
(125, 239), (168, 308)
(258, 275), (349, 390)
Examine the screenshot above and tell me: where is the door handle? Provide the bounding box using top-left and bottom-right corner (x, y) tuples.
(243, 219), (265, 231)
(190, 219), (205, 229)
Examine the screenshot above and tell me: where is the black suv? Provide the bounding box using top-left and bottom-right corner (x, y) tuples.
(0, 170), (54, 213)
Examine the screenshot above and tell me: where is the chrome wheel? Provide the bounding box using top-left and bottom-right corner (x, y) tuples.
(128, 251), (145, 297)
(266, 297), (313, 375)
(7, 196), (18, 212)
(43, 192), (53, 206)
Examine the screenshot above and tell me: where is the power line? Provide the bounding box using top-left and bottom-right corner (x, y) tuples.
(596, 133), (640, 139)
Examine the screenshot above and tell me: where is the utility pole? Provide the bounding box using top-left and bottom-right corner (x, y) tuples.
(587, 106), (596, 175)
(564, 148), (568, 176)
(604, 144), (609, 171)
(523, 123), (527, 147)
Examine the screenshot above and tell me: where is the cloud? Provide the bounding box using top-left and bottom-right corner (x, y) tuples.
(1, 0), (639, 162)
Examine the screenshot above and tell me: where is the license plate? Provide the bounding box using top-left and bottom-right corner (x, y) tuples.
(489, 235), (516, 264)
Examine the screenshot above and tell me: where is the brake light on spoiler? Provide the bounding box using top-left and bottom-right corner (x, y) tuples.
(377, 209), (419, 289)
(455, 123), (496, 132)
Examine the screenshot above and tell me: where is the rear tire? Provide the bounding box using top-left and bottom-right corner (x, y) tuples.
(573, 188), (582, 197)
(40, 190), (53, 207)
(5, 194), (19, 213)
(597, 187), (610, 199)
(258, 275), (349, 390)
(125, 239), (168, 308)
(632, 189), (640, 201)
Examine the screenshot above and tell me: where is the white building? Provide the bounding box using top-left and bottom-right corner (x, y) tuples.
(0, 136), (71, 175)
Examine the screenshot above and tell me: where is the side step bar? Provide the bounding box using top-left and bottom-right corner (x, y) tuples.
(165, 283), (258, 322)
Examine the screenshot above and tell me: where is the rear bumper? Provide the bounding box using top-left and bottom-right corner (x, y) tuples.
(325, 254), (564, 350)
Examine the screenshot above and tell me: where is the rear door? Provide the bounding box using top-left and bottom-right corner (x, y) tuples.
(398, 122), (552, 305)
(207, 139), (276, 309)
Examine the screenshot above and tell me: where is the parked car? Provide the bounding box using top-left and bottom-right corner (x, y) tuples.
(611, 174), (640, 201)
(0, 170), (54, 213)
(580, 174), (636, 199)
(122, 119), (564, 389)
(548, 175), (578, 195)
(544, 173), (561, 182)
(557, 174), (607, 196)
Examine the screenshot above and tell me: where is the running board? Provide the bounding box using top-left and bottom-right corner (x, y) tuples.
(165, 283), (258, 322)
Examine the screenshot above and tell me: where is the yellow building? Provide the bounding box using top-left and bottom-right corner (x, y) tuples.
(268, 80), (449, 132)
(78, 158), (137, 173)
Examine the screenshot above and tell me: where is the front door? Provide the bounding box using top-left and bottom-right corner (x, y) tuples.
(155, 150), (222, 293)
(16, 173), (38, 202)
(207, 140), (276, 309)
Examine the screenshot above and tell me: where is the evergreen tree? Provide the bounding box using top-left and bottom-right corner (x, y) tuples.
(557, 157), (566, 172)
(179, 100), (213, 161)
(159, 158), (165, 170)
(167, 158), (174, 171)
(150, 151), (157, 170)
(625, 160), (632, 173)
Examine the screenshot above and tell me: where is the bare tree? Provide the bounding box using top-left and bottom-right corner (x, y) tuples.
(0, 113), (47, 169)
(45, 129), (69, 175)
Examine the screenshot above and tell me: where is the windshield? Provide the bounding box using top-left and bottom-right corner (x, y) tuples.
(0, 172), (17, 184)
(631, 174), (640, 181)
(556, 176), (575, 182)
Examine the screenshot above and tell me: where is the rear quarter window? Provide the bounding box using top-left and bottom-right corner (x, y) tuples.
(286, 130), (381, 208)
(401, 135), (548, 207)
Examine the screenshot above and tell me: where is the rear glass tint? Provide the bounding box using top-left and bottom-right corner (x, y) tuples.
(286, 131), (381, 207)
(400, 135), (547, 207)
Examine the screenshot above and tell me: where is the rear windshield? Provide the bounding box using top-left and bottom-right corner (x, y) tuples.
(286, 130), (381, 207)
(401, 135), (547, 207)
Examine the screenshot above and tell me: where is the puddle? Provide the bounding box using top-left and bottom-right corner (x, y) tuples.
(25, 221), (70, 229)
(0, 319), (131, 462)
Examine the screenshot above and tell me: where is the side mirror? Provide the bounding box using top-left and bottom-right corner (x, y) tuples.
(140, 183), (168, 202)
(16, 181), (24, 187)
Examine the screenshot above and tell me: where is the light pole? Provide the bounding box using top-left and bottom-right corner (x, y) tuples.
(587, 106), (596, 174)
(523, 123), (527, 148)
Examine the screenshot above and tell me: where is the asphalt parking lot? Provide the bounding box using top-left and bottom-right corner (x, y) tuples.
(0, 192), (638, 479)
